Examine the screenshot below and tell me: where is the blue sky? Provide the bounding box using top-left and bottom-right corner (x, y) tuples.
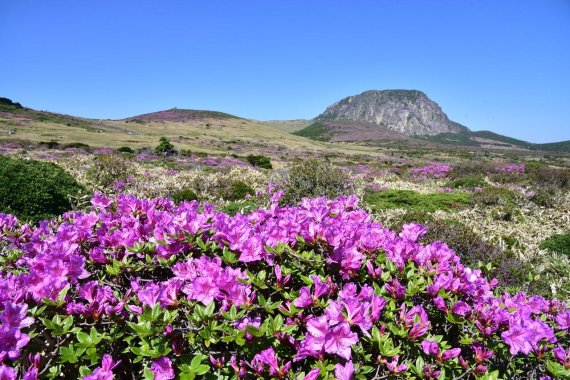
(1, 1), (569, 143)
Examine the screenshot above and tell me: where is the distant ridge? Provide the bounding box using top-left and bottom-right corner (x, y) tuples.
(0, 96), (568, 153)
(122, 108), (242, 123)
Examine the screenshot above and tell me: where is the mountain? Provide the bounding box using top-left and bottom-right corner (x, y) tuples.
(315, 90), (469, 136)
(0, 96), (568, 154)
(122, 108), (242, 123)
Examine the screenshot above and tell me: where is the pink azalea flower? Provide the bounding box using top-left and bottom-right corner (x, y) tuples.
(334, 360), (354, 380)
(150, 357), (174, 380)
(84, 354), (119, 380)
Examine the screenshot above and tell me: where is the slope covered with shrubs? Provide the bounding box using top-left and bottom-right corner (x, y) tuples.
(0, 193), (569, 379)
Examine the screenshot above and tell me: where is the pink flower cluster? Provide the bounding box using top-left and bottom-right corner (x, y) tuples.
(496, 163), (525, 175)
(409, 163), (452, 179)
(0, 192), (568, 378)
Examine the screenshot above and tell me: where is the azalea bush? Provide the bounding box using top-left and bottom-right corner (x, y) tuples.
(409, 163), (452, 180)
(1, 193), (570, 379)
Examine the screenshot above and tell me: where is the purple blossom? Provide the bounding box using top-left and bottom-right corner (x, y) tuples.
(0, 365), (17, 380)
(553, 346), (570, 368)
(84, 354), (119, 380)
(251, 348), (291, 378)
(150, 357), (175, 380)
(385, 355), (408, 373)
(303, 367), (320, 380)
(334, 360), (354, 380)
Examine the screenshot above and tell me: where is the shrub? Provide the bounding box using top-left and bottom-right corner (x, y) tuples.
(221, 200), (258, 216)
(117, 146), (134, 154)
(447, 161), (490, 179)
(246, 154), (272, 169)
(281, 160), (354, 205)
(364, 190), (472, 213)
(220, 180), (255, 201)
(0, 155), (88, 222)
(540, 233), (570, 255)
(63, 142), (90, 150)
(471, 186), (519, 207)
(86, 154), (135, 189)
(530, 186), (562, 208)
(39, 140), (61, 149)
(155, 137), (177, 157)
(531, 167), (570, 189)
(0, 194), (568, 379)
(446, 175), (486, 189)
(171, 188), (199, 204)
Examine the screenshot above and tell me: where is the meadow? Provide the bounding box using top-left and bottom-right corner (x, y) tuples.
(0, 138), (569, 379)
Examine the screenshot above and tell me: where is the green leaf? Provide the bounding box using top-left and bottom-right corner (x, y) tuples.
(191, 355), (203, 370)
(195, 364), (209, 375)
(76, 331), (92, 346)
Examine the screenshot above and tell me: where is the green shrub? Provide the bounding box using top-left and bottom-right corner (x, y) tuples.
(220, 181), (255, 201)
(40, 141), (60, 149)
(117, 146), (134, 154)
(86, 154), (134, 189)
(171, 188), (199, 204)
(447, 162), (490, 179)
(540, 233), (570, 255)
(445, 175), (486, 189)
(530, 166), (570, 189)
(246, 154), (272, 169)
(530, 186), (561, 208)
(155, 137), (177, 156)
(0, 156), (88, 222)
(364, 190), (472, 213)
(281, 160), (354, 205)
(63, 142), (90, 150)
(472, 186), (519, 207)
(221, 200), (258, 216)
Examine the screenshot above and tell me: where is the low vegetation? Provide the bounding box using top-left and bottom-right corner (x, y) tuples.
(0, 155), (88, 222)
(364, 190), (472, 213)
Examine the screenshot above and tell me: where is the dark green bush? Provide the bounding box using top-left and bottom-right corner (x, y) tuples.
(117, 146), (134, 154)
(447, 162), (490, 179)
(40, 141), (61, 149)
(281, 160), (354, 206)
(445, 175), (486, 189)
(540, 233), (570, 255)
(0, 156), (88, 222)
(530, 186), (561, 208)
(155, 137), (177, 156)
(86, 154), (134, 189)
(171, 188), (199, 204)
(221, 200), (258, 216)
(246, 154), (272, 169)
(220, 181), (255, 201)
(63, 142), (90, 150)
(471, 186), (519, 207)
(530, 166), (570, 189)
(364, 190), (472, 213)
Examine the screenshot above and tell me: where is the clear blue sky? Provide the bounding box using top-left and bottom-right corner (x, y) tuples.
(1, 1), (569, 143)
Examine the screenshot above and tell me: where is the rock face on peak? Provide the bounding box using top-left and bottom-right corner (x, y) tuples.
(316, 90), (469, 136)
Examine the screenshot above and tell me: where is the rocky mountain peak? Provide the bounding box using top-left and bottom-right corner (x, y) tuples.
(316, 89), (468, 136)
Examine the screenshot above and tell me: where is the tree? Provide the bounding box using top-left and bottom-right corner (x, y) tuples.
(155, 137), (177, 156)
